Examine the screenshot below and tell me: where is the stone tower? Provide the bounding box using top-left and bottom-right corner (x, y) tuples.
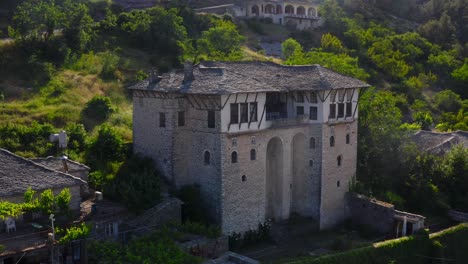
(130, 61), (369, 234)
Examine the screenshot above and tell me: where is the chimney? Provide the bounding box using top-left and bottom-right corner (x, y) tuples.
(61, 156), (69, 173)
(149, 68), (161, 84)
(183, 61), (194, 83)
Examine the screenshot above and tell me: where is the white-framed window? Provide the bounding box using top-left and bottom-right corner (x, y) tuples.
(105, 222), (119, 237)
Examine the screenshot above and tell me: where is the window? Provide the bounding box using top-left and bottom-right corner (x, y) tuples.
(105, 222), (118, 237)
(297, 92), (304, 103)
(159, 113), (166, 127)
(242, 175), (247, 182)
(231, 151), (238, 163)
(240, 103), (248, 123)
(337, 103), (345, 118)
(310, 138), (316, 149)
(232, 138), (238, 146)
(178, 111), (185, 127)
(337, 155), (342, 166)
(310, 106), (318, 120)
(310, 92), (318, 103)
(329, 104), (336, 119)
(250, 149), (256, 160)
(337, 181), (341, 187)
(346, 134), (350, 144)
(309, 160), (314, 167)
(297, 106), (304, 116)
(230, 104), (239, 124)
(208, 110), (215, 128)
(330, 90), (337, 102)
(330, 136), (335, 147)
(250, 102), (258, 122)
(204, 151), (211, 165)
(346, 102), (352, 117)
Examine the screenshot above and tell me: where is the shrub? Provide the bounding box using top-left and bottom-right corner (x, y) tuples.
(57, 223), (91, 244)
(82, 96), (115, 124)
(99, 51), (120, 80)
(55, 188), (71, 216)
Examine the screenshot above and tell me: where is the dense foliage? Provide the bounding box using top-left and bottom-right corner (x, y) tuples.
(284, 224), (468, 264)
(56, 222), (91, 244)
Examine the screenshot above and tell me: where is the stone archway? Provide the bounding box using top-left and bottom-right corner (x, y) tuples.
(308, 7), (317, 16)
(297, 6), (306, 15)
(266, 137), (284, 220)
(292, 133), (307, 214)
(285, 5), (294, 14)
(251, 5), (259, 16)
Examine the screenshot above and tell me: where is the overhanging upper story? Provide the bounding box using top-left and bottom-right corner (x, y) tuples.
(129, 61), (370, 134)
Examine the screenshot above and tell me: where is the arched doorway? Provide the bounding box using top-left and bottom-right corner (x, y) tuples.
(308, 7), (317, 16)
(266, 137), (284, 220)
(292, 133), (307, 214)
(265, 4), (275, 14)
(285, 5), (294, 14)
(297, 6), (306, 15)
(251, 5), (259, 16)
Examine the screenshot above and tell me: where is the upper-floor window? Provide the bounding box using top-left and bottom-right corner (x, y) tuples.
(159, 113), (166, 127)
(204, 151), (211, 165)
(231, 151), (238, 163)
(337, 103), (345, 118)
(178, 111), (185, 127)
(230, 104), (239, 124)
(329, 104), (336, 119)
(297, 92), (304, 103)
(208, 110), (215, 128)
(310, 106), (318, 120)
(240, 103), (249, 123)
(250, 149), (256, 160)
(250, 102), (258, 122)
(330, 136), (335, 147)
(346, 134), (350, 144)
(337, 155), (342, 166)
(310, 92), (318, 104)
(310, 137), (316, 149)
(346, 102), (352, 117)
(297, 106), (304, 116)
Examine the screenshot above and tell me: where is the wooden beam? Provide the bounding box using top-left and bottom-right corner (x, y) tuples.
(248, 93), (259, 129)
(191, 95), (202, 109)
(186, 96), (195, 108)
(221, 94), (232, 110)
(240, 93), (249, 129)
(258, 103), (266, 129)
(304, 91), (310, 103)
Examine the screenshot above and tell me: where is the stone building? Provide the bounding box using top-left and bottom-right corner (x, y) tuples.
(130, 61), (369, 234)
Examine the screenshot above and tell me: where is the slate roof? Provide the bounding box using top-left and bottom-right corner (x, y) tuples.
(0, 149), (86, 198)
(129, 61), (370, 95)
(411, 131), (468, 155)
(31, 156), (90, 174)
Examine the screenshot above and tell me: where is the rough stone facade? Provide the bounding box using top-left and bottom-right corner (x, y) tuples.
(131, 62), (369, 235)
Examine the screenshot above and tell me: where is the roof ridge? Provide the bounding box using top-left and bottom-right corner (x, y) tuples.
(0, 148), (87, 185)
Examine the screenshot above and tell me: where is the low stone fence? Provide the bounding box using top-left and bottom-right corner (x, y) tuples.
(448, 210), (468, 222)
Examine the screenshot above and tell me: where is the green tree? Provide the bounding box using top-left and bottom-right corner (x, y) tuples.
(281, 38), (303, 60)
(55, 188), (71, 216)
(452, 59), (468, 82)
(82, 96), (115, 123)
(320, 33), (345, 53)
(195, 20), (244, 62)
(433, 90), (462, 113)
(62, 0), (95, 52)
(39, 189), (55, 215)
(86, 124), (126, 169)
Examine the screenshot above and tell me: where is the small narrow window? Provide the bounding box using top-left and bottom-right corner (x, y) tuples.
(242, 175), (247, 182)
(330, 136), (335, 147)
(250, 102), (258, 122)
(337, 103), (345, 118)
(329, 104), (336, 119)
(204, 151), (211, 165)
(230, 104), (239, 124)
(346, 102), (353, 117)
(337, 155), (342, 166)
(178, 111), (185, 127)
(310, 92), (318, 103)
(159, 113), (166, 127)
(346, 134), (350, 144)
(310, 137), (316, 149)
(297, 92), (304, 103)
(337, 181), (341, 187)
(231, 151), (238, 163)
(297, 106), (304, 116)
(232, 138), (237, 146)
(240, 103), (248, 123)
(250, 149), (256, 160)
(208, 110), (215, 128)
(309, 106), (318, 120)
(309, 160), (314, 167)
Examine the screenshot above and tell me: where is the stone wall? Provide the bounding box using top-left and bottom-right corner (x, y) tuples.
(347, 193), (395, 234)
(320, 121), (358, 229)
(220, 124), (323, 234)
